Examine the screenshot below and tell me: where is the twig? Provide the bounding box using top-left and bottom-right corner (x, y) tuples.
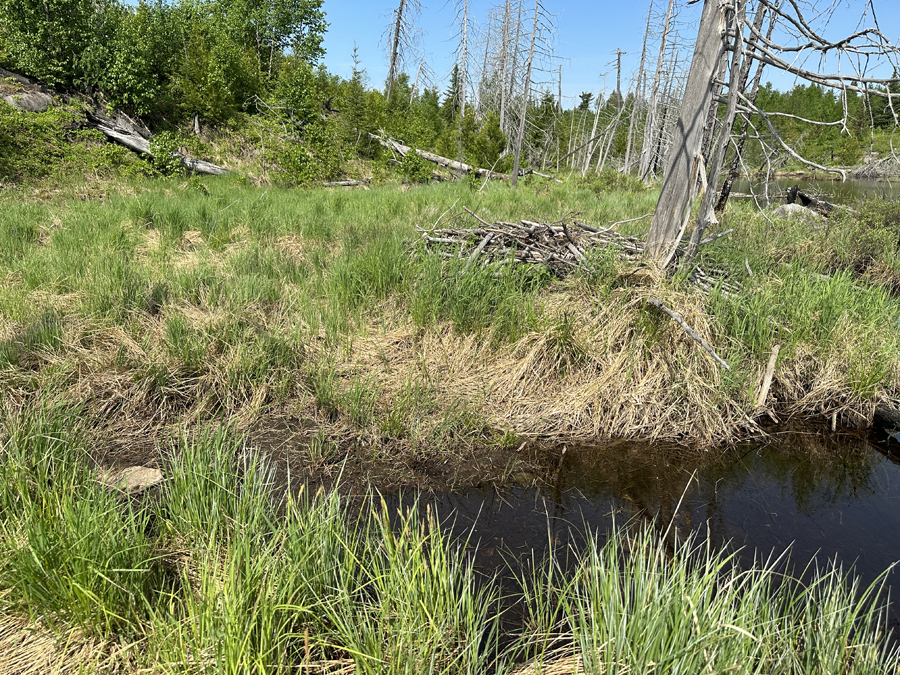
(463, 206), (494, 229)
(647, 297), (731, 371)
(608, 212), (653, 229)
(434, 198), (460, 229)
(698, 228), (733, 246)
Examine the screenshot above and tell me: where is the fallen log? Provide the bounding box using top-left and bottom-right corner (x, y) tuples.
(86, 113), (230, 176)
(373, 134), (561, 182)
(323, 179), (371, 187)
(373, 134), (510, 179)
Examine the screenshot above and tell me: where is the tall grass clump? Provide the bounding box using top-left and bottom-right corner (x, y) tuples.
(408, 255), (546, 344)
(515, 523), (899, 674)
(321, 499), (501, 675)
(0, 406), (162, 638)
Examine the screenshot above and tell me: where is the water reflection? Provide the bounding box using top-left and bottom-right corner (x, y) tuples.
(400, 428), (900, 624)
(731, 176), (900, 206)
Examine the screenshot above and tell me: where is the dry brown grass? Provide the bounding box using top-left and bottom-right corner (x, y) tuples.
(353, 283), (746, 446)
(0, 614), (127, 675)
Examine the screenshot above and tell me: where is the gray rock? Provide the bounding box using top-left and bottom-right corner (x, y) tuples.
(773, 203), (823, 225)
(2, 91), (53, 113)
(101, 466), (164, 494)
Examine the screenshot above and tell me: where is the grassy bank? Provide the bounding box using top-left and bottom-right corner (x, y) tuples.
(1, 173), (899, 462)
(0, 409), (896, 674)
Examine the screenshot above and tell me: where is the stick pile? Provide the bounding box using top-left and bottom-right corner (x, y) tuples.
(418, 207), (742, 296)
(417, 207), (645, 278)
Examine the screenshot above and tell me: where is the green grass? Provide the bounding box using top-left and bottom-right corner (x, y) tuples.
(0, 409), (897, 673)
(2, 172), (900, 448)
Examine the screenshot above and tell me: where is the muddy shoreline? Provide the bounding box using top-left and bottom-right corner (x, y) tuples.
(92, 411), (894, 497)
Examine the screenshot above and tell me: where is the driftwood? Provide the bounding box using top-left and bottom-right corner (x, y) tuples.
(756, 344), (780, 409)
(646, 297), (732, 372)
(418, 207), (741, 298)
(85, 112), (229, 176)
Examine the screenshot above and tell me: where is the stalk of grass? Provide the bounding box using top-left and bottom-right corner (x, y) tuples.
(159, 426), (277, 545)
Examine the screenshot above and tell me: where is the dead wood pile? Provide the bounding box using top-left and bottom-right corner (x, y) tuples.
(417, 208), (638, 276)
(418, 207), (741, 296)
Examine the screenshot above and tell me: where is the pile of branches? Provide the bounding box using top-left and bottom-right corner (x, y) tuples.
(418, 207), (742, 296)
(417, 207), (644, 277)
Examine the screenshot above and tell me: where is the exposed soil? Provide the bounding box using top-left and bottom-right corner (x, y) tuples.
(92, 413), (561, 497)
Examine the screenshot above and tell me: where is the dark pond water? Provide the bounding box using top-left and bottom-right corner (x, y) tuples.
(393, 427), (900, 626)
(731, 176), (900, 206)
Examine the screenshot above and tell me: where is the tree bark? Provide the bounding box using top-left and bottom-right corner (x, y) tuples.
(684, 0), (746, 266)
(715, 1), (773, 214)
(87, 114), (229, 175)
(645, 0), (729, 267)
(384, 0), (406, 100)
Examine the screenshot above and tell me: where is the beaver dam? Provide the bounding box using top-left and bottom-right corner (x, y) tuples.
(3, 177), (900, 671)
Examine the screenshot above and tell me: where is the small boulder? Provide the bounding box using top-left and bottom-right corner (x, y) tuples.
(773, 203), (823, 225)
(101, 466), (164, 494)
(2, 91), (53, 113)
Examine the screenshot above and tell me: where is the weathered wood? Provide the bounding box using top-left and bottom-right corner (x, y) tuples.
(374, 134), (511, 179)
(645, 0), (730, 266)
(464, 232), (495, 271)
(88, 115), (229, 176)
(646, 297), (731, 371)
(756, 343), (780, 409)
(684, 0), (745, 266)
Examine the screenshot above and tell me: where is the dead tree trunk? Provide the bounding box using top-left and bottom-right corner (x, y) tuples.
(684, 0), (746, 265)
(499, 0), (512, 130)
(644, 0), (729, 267)
(386, 0), (407, 101)
(624, 2), (653, 175)
(511, 0), (540, 188)
(714, 1), (773, 214)
(639, 0), (675, 181)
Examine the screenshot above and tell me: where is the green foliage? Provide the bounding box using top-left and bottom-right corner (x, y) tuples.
(408, 255), (545, 344)
(0, 0), (119, 89)
(0, 105), (141, 182)
(399, 151), (433, 183)
(0, 407), (163, 638)
(582, 168), (649, 194)
(149, 130), (184, 176)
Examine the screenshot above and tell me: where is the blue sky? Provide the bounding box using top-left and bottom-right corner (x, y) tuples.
(319, 0), (900, 107)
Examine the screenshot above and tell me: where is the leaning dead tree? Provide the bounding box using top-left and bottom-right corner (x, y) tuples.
(645, 0), (900, 268)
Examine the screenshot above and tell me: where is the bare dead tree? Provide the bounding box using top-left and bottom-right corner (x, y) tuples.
(714, 0), (773, 213)
(645, 0), (900, 267)
(384, 0), (423, 100)
(624, 3), (654, 175)
(640, 0), (677, 181)
(452, 0), (471, 117)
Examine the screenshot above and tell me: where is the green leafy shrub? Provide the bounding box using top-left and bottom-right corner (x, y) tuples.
(399, 151), (433, 183)
(149, 130), (184, 177)
(582, 168), (648, 194)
